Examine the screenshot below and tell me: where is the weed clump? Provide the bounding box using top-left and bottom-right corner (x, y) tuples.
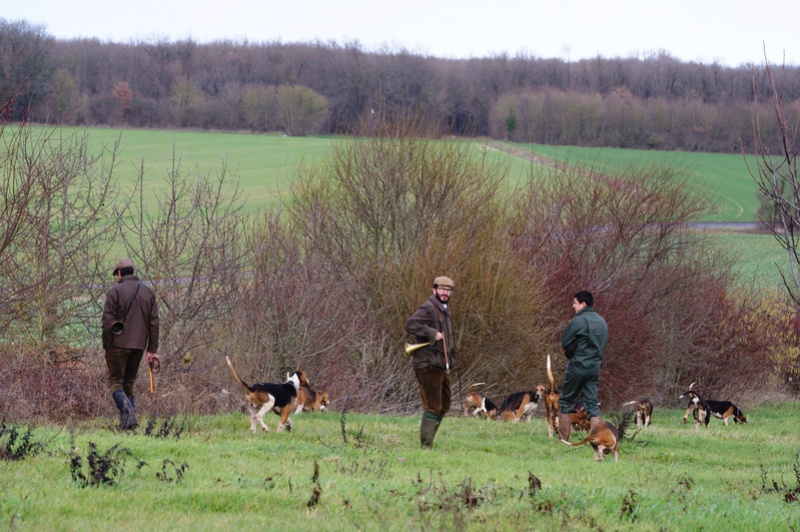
(156, 459), (189, 483)
(307, 460), (322, 508)
(0, 421), (45, 461)
(759, 447), (800, 503)
(143, 416), (188, 439)
(69, 441), (135, 488)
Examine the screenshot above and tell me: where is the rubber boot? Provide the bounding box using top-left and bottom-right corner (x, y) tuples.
(557, 413), (572, 442)
(420, 412), (439, 449)
(126, 394), (139, 430)
(433, 412), (445, 438)
(112, 390), (137, 430)
(589, 416), (603, 430)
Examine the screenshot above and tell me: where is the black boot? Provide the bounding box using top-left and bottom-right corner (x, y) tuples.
(126, 394), (139, 430)
(112, 390), (137, 430)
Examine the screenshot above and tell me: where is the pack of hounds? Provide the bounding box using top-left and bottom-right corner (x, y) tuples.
(225, 355), (747, 462)
(463, 355), (747, 462)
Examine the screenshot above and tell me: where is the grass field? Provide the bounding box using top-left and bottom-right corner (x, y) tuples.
(524, 143), (761, 222)
(61, 127), (336, 209)
(21, 126), (763, 222)
(18, 126), (792, 290)
(708, 230), (788, 289)
(2, 404), (799, 529)
(43, 128), (534, 210)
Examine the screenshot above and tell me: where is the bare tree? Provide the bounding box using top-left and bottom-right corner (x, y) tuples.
(114, 147), (250, 367)
(746, 51), (800, 305)
(0, 120), (120, 347)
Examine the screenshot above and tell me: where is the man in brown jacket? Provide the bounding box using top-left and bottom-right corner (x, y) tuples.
(102, 258), (159, 430)
(405, 276), (456, 449)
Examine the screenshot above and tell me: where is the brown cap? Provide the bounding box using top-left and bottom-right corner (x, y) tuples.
(433, 276), (454, 289)
(113, 258), (134, 274)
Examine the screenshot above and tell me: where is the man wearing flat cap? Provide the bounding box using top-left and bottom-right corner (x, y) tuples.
(102, 258), (159, 430)
(405, 275), (457, 449)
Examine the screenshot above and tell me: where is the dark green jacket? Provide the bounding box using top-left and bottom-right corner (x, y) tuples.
(405, 295), (455, 370)
(561, 306), (607, 374)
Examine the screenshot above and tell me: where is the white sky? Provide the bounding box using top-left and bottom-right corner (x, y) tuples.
(5, 0), (797, 67)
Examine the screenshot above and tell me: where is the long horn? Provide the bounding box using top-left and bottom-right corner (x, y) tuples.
(405, 341), (431, 355)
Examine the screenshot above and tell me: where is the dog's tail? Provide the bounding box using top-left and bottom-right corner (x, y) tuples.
(560, 434), (593, 448)
(226, 355), (252, 392)
(546, 354), (555, 394)
(467, 382), (486, 393)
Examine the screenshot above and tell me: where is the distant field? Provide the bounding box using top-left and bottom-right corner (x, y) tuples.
(706, 230), (787, 290)
(522, 143), (761, 222)
(26, 127), (763, 222)
(38, 127), (535, 210)
(52, 127), (337, 209)
(15, 126), (790, 289)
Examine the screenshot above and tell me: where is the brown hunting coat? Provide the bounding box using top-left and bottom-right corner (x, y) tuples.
(405, 294), (456, 371)
(102, 274), (159, 353)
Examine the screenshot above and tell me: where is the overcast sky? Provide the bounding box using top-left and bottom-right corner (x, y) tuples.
(6, 0), (796, 67)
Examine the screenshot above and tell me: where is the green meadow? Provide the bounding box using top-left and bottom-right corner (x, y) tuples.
(49, 126), (785, 290)
(2, 404), (799, 530)
(22, 126), (762, 221)
(53, 127), (336, 209)
(527, 143), (761, 222)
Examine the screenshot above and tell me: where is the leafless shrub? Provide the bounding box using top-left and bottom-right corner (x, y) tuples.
(747, 52), (800, 306)
(115, 148), (251, 371)
(276, 112), (554, 411)
(508, 160), (766, 406)
(0, 345), (108, 423)
(0, 121), (119, 346)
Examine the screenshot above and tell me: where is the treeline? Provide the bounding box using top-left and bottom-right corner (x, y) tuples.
(2, 18), (798, 151)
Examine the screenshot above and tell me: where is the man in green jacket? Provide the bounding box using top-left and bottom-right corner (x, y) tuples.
(405, 276), (456, 449)
(558, 290), (608, 443)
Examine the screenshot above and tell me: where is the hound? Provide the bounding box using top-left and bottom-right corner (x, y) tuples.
(294, 386), (330, 414)
(226, 355), (308, 433)
(623, 398), (653, 428)
(561, 410), (634, 462)
(463, 382), (499, 418)
(680, 388), (746, 426)
(569, 399), (591, 431)
(544, 355), (590, 435)
(497, 386), (545, 422)
(544, 355), (560, 437)
(680, 389), (710, 428)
